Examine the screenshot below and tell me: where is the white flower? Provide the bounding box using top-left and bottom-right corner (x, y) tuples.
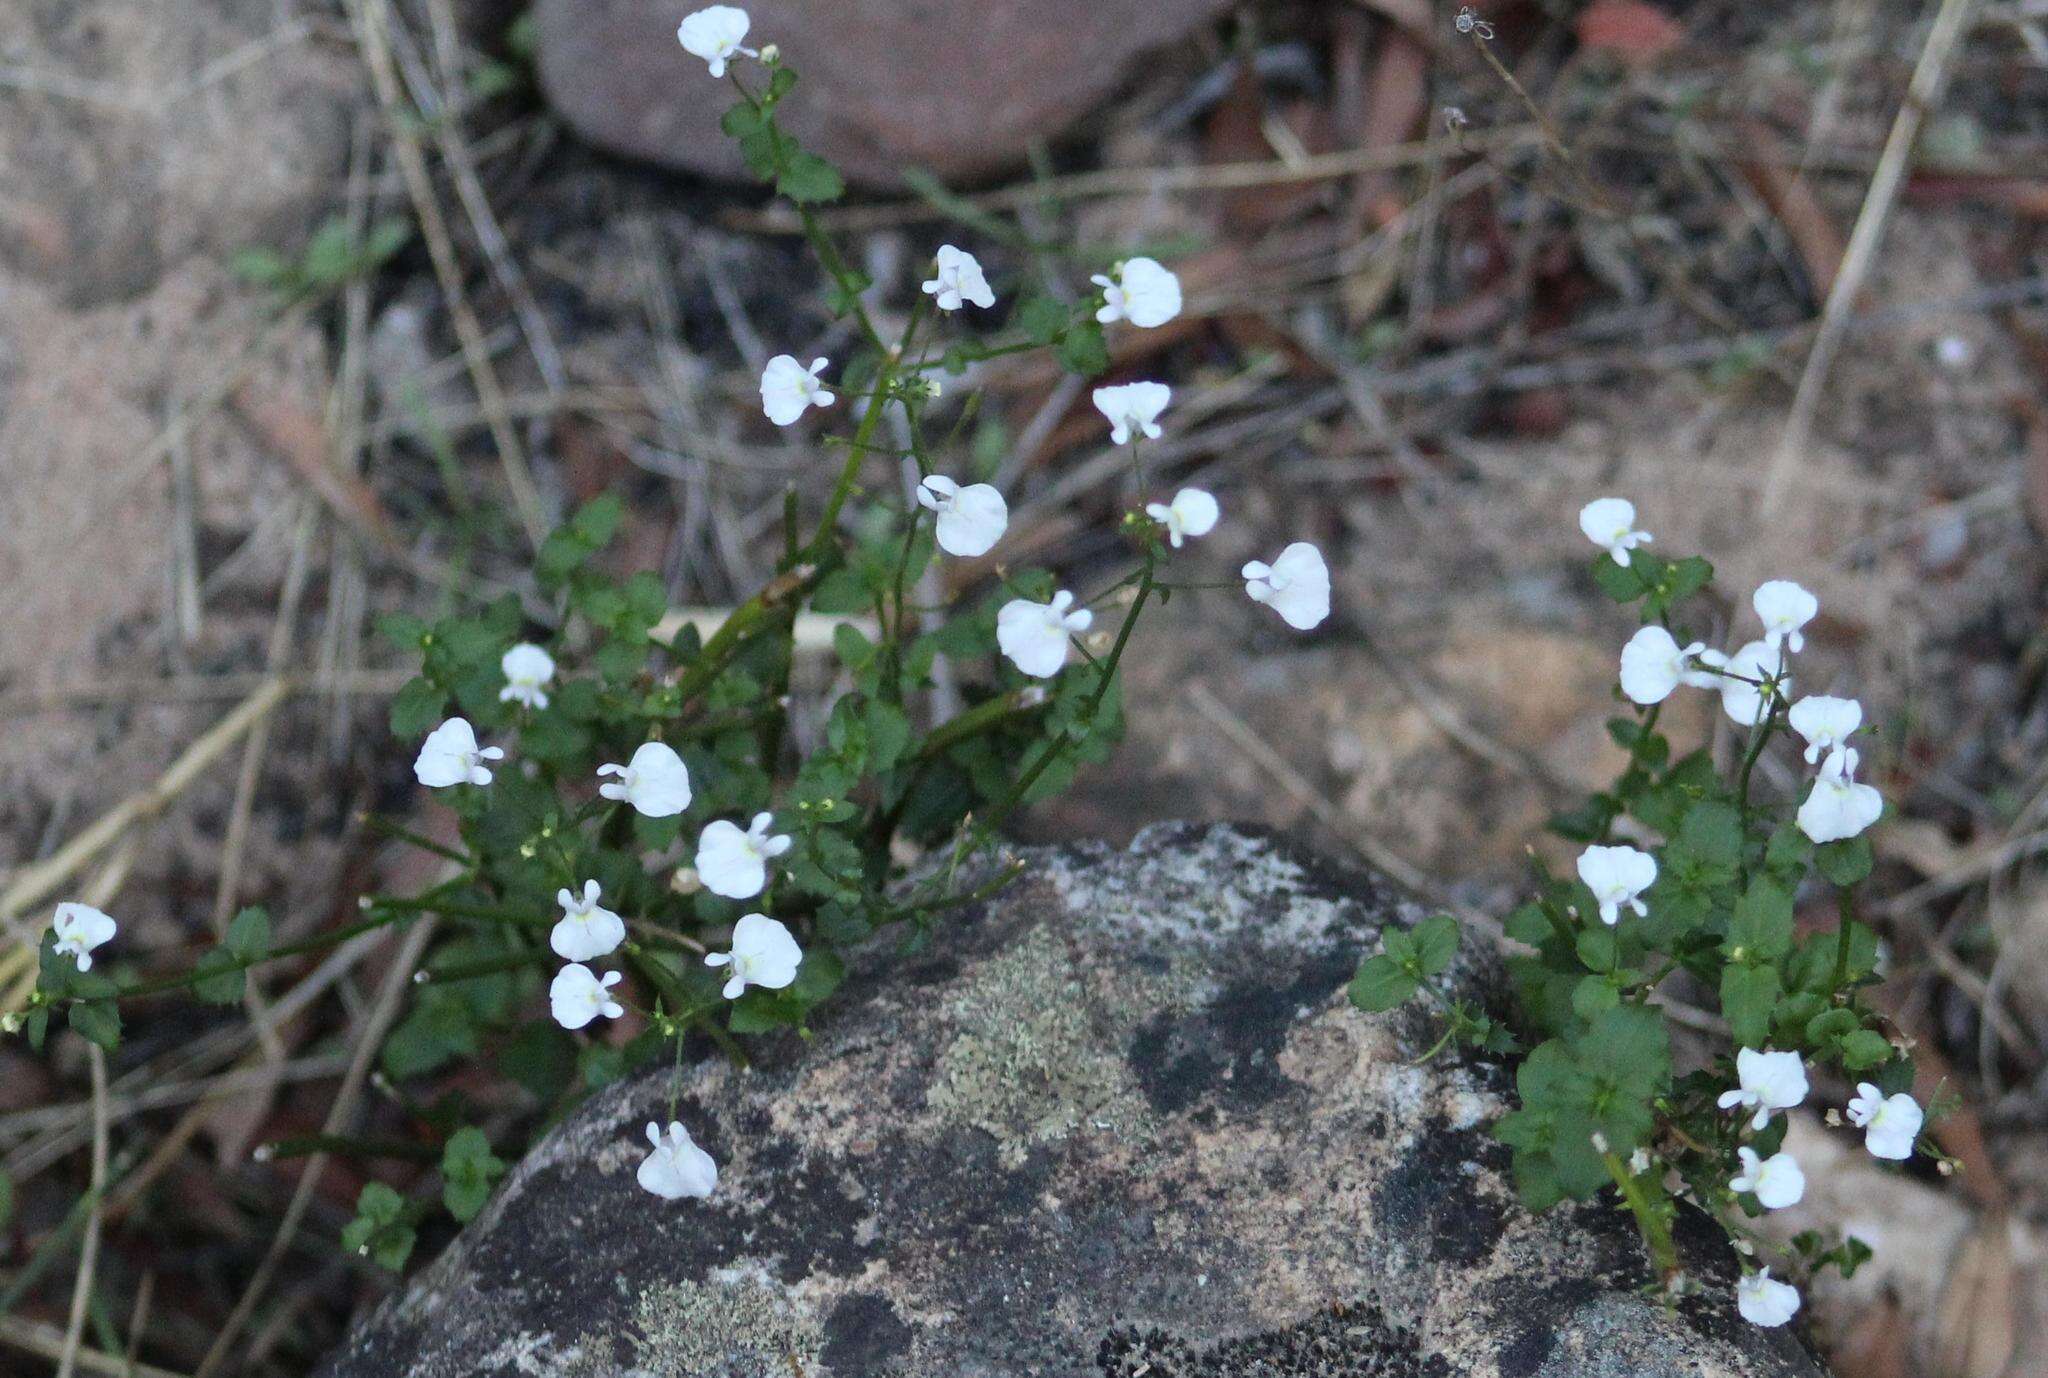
(1242, 542), (1331, 631)
(996, 591), (1092, 678)
(597, 741), (693, 817)
(414, 717), (504, 788)
(550, 880), (626, 963)
(695, 813), (793, 900)
(921, 244), (995, 311)
(1145, 488), (1219, 548)
(1717, 639), (1791, 727)
(1846, 1082), (1923, 1161)
(1092, 382), (1170, 446)
(917, 475), (1008, 558)
(499, 643), (556, 710)
(1578, 498), (1652, 567)
(549, 964), (624, 1030)
(637, 1120), (718, 1200)
(1618, 626), (1708, 706)
(50, 902), (117, 972)
(1736, 1268), (1801, 1328)
(704, 913), (803, 999)
(1753, 580), (1818, 653)
(676, 5), (754, 78)
(1716, 1047), (1809, 1132)
(1788, 695), (1862, 765)
(1730, 1147), (1806, 1209)
(1797, 746), (1883, 844)
(759, 355), (835, 426)
(1576, 844), (1657, 927)
(1092, 257), (1182, 328)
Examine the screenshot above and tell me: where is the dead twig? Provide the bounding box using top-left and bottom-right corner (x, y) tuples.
(1186, 681), (1432, 893)
(54, 1045), (109, 1378)
(1760, 0), (1981, 511)
(344, 0), (549, 548)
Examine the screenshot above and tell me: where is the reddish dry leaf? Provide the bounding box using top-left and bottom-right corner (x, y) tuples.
(230, 381), (400, 553)
(1574, 0), (1684, 63)
(1349, 27), (1430, 230)
(1735, 119), (1844, 302)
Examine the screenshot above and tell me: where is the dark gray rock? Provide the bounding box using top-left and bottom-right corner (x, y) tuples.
(319, 823), (1828, 1377)
(530, 0), (1233, 188)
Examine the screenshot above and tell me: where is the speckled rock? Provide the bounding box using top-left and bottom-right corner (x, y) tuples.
(530, 0), (1232, 188)
(319, 823), (1828, 1378)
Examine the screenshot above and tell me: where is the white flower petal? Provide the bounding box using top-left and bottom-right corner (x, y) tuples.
(1753, 580), (1818, 653)
(1576, 845), (1657, 927)
(1242, 542), (1330, 630)
(597, 742), (693, 818)
(1736, 1269), (1801, 1328)
(1096, 257), (1182, 328)
(1578, 497), (1651, 565)
(677, 6), (752, 77)
(51, 902), (117, 971)
(706, 913), (803, 998)
(760, 353), (832, 426)
(920, 244), (996, 311)
(921, 476), (1008, 558)
(997, 592), (1086, 677)
(637, 1120), (719, 1199)
(1090, 381), (1171, 446)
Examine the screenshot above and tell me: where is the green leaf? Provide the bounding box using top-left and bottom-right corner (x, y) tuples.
(440, 1127), (506, 1223)
(341, 1182), (416, 1271)
(1574, 926), (1616, 973)
(1503, 902), (1554, 948)
(1571, 974), (1620, 1020)
(1720, 962), (1781, 1048)
(1347, 955), (1419, 1013)
(1726, 879), (1794, 962)
(1815, 835), (1874, 887)
(832, 621), (875, 672)
(1056, 320), (1109, 376)
(192, 948), (247, 1005)
(1764, 822), (1812, 879)
(1410, 914), (1460, 977)
(1590, 556), (1646, 602)
(1676, 800), (1744, 871)
(777, 150), (845, 204)
(389, 676), (446, 740)
(67, 998), (121, 1052)
(1015, 295), (1070, 345)
(1837, 1028), (1893, 1071)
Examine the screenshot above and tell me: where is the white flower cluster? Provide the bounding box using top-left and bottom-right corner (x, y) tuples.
(743, 235), (1330, 679)
(412, 649), (811, 1199)
(1584, 499), (1881, 846)
(1574, 499), (1927, 1327)
(1704, 1043), (1925, 1326)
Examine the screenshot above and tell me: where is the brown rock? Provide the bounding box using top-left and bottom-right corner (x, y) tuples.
(532, 0), (1233, 188)
(321, 824), (1828, 1377)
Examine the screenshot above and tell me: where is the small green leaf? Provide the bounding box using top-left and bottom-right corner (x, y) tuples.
(341, 1182), (416, 1271)
(1348, 955), (1420, 1013)
(1720, 963), (1781, 1048)
(1574, 926), (1617, 972)
(1837, 1028), (1893, 1071)
(1726, 879), (1794, 962)
(777, 150), (845, 204)
(1571, 974), (1620, 1020)
(389, 676), (445, 740)
(67, 998), (121, 1052)
(1590, 556), (1646, 603)
(1815, 835), (1874, 887)
(1410, 914), (1460, 977)
(1056, 321), (1109, 376)
(440, 1127), (506, 1223)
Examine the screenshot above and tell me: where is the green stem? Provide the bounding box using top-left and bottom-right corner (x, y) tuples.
(1831, 886), (1859, 993)
(1604, 1149), (1680, 1281)
(979, 554), (1155, 841)
(260, 1134), (440, 1163)
(358, 814), (471, 865)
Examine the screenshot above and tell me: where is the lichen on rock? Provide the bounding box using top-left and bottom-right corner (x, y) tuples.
(318, 823), (1827, 1378)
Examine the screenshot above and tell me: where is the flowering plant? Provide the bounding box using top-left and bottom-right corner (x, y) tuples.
(1353, 497), (1934, 1328)
(10, 9), (1327, 1264)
